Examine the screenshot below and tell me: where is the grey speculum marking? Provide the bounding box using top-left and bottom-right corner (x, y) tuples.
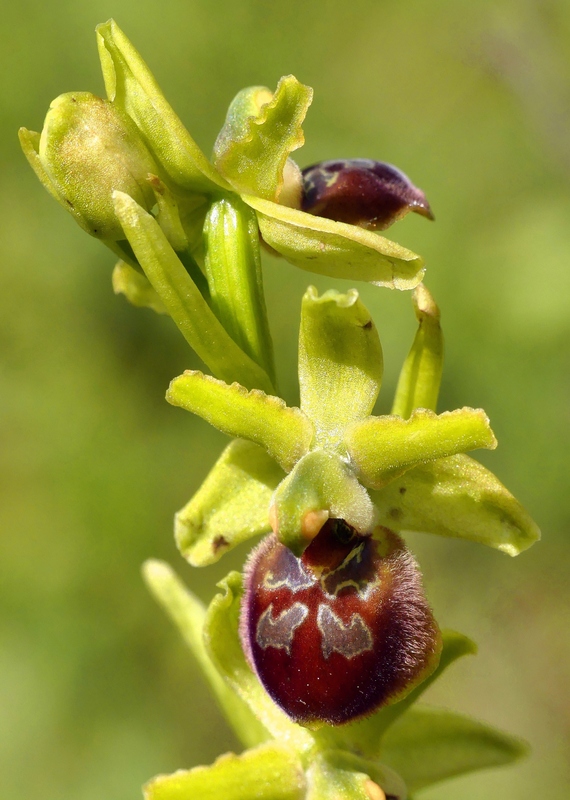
(256, 602), (309, 654)
(317, 604), (373, 659)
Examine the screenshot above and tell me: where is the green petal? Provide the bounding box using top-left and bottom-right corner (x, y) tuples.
(142, 560), (269, 749)
(380, 705), (529, 793)
(143, 741), (306, 800)
(204, 197), (276, 383)
(306, 751), (407, 800)
(391, 284), (443, 418)
(204, 571), (315, 753)
(112, 260), (167, 313)
(243, 195), (425, 289)
(299, 287), (383, 450)
(113, 191), (274, 393)
(371, 453), (540, 555)
(96, 19), (228, 194)
(271, 449), (377, 555)
(315, 630), (475, 760)
(175, 440), (285, 566)
(346, 408), (497, 490)
(166, 371), (313, 472)
(213, 76), (312, 201)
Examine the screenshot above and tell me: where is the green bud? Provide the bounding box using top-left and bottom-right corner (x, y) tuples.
(35, 92), (158, 240)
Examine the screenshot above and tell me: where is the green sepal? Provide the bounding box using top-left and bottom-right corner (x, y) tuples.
(306, 751), (407, 800)
(96, 19), (228, 194)
(19, 127), (86, 223)
(371, 453), (540, 555)
(243, 195), (425, 290)
(204, 571), (314, 753)
(380, 704), (529, 793)
(112, 260), (167, 313)
(346, 408), (497, 490)
(314, 630), (475, 760)
(142, 560), (268, 749)
(204, 196), (276, 383)
(299, 287), (383, 450)
(271, 449), (377, 555)
(143, 741), (306, 800)
(213, 76), (312, 202)
(175, 440), (284, 566)
(391, 284), (443, 418)
(166, 371), (312, 471)
(112, 191), (273, 392)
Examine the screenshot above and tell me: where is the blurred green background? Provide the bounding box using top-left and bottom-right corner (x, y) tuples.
(2, 0), (569, 797)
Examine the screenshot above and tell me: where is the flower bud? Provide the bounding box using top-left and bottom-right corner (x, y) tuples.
(301, 159), (434, 231)
(37, 92), (158, 239)
(241, 519), (441, 726)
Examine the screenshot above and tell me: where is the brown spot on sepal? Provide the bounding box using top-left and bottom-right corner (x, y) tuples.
(212, 535), (229, 553)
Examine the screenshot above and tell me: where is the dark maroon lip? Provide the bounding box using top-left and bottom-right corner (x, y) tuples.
(300, 158), (434, 230)
(240, 520), (441, 726)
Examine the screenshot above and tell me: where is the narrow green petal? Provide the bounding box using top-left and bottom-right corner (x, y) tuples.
(371, 453), (541, 555)
(306, 751), (407, 800)
(346, 408), (497, 490)
(166, 371), (313, 472)
(204, 571), (315, 753)
(391, 284), (443, 418)
(112, 260), (167, 313)
(175, 440), (285, 566)
(299, 287), (383, 450)
(380, 705), (529, 793)
(315, 630), (475, 760)
(113, 191), (274, 393)
(213, 76), (313, 201)
(144, 741), (306, 800)
(243, 195), (425, 289)
(204, 197), (276, 384)
(142, 560), (269, 749)
(96, 19), (228, 194)
(271, 449), (377, 555)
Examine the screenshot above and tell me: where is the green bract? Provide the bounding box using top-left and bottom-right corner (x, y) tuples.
(170, 284), (539, 561)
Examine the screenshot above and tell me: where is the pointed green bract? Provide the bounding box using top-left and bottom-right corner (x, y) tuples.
(204, 197), (276, 383)
(271, 449), (377, 555)
(380, 705), (528, 793)
(113, 191), (274, 392)
(243, 195), (425, 289)
(166, 371), (312, 471)
(96, 19), (228, 194)
(299, 287), (383, 450)
(204, 571), (314, 752)
(144, 741), (306, 800)
(112, 260), (167, 313)
(392, 284), (443, 418)
(175, 440), (284, 566)
(142, 560), (268, 749)
(371, 453), (540, 555)
(346, 408), (497, 489)
(213, 77), (312, 201)
(315, 630), (475, 760)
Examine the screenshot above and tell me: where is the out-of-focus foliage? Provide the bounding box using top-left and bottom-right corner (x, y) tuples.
(1, 0), (569, 798)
